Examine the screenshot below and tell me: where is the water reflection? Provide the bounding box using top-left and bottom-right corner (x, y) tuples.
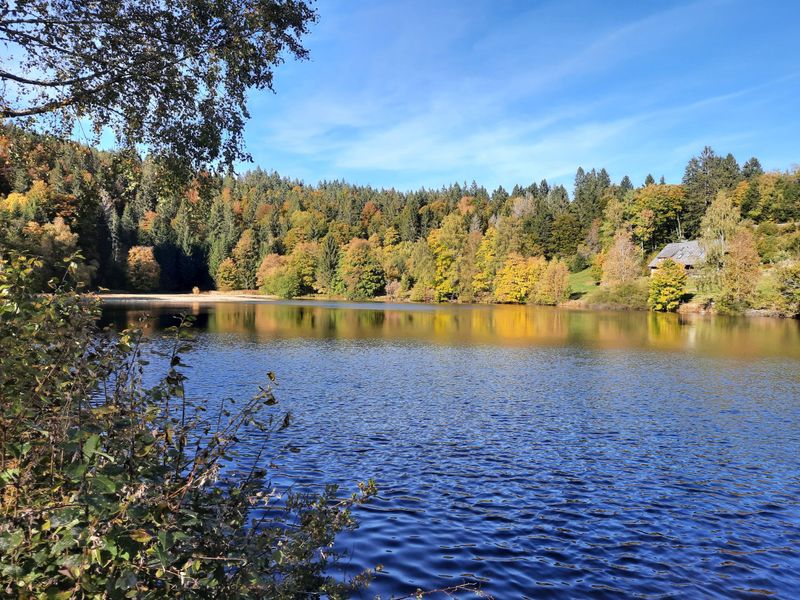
(98, 299), (800, 597)
(101, 300), (800, 359)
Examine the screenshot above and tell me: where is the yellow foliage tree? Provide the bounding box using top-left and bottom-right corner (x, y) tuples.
(648, 258), (687, 312)
(532, 258), (571, 305)
(494, 253), (546, 303)
(288, 241), (319, 292)
(427, 213), (466, 302)
(1, 191), (30, 213)
(472, 226), (499, 296)
(215, 257), (240, 291)
(127, 246), (161, 291)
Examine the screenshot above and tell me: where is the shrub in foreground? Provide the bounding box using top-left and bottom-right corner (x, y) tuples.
(0, 252), (375, 598)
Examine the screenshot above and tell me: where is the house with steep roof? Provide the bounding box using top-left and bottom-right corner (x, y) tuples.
(649, 240), (706, 273)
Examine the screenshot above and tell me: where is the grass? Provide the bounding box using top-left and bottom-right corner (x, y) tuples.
(583, 278), (650, 310)
(568, 267), (597, 299)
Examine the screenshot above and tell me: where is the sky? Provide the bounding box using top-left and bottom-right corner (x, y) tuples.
(241, 0), (800, 192)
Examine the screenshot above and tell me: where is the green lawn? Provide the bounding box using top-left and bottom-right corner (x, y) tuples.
(568, 267), (597, 299)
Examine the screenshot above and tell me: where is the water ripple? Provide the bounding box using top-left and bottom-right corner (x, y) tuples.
(102, 304), (800, 598)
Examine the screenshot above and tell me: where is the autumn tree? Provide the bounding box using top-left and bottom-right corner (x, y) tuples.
(407, 239), (436, 302)
(215, 257), (240, 291)
(629, 184), (686, 249)
(127, 246), (160, 291)
(472, 226), (500, 297)
(428, 213), (467, 302)
(532, 259), (571, 305)
(338, 238), (385, 300)
(717, 228), (760, 314)
(494, 254), (546, 303)
(288, 241), (318, 293)
(456, 230), (483, 302)
(550, 213), (582, 257)
(601, 230), (643, 286)
(699, 191), (741, 289)
(256, 253), (286, 290)
(648, 258), (687, 312)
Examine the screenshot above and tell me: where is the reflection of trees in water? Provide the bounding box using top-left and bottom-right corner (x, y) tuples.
(100, 305), (211, 332)
(100, 302), (800, 358)
(647, 312), (683, 347)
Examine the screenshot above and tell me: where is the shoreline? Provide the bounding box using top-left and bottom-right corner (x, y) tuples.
(99, 291), (283, 304)
(96, 292), (794, 320)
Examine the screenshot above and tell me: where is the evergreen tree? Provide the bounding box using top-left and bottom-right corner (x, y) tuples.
(315, 233), (341, 294)
(742, 157), (764, 179)
(572, 167), (611, 230)
(682, 147), (742, 237)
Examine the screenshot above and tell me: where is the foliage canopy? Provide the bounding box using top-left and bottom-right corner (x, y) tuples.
(0, 0), (317, 168)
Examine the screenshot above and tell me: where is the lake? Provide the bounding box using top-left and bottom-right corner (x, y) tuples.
(101, 300), (800, 598)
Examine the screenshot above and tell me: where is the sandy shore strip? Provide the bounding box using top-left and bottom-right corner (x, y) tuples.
(99, 292), (283, 304)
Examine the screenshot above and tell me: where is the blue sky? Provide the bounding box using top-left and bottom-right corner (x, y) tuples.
(241, 0), (799, 191)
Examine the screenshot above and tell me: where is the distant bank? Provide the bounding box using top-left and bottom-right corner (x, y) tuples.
(99, 292), (279, 304)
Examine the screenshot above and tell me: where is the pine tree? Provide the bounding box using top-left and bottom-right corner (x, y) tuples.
(742, 157), (764, 179)
(315, 234), (341, 294)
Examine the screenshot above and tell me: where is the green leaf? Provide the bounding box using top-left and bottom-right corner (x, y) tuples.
(129, 529), (152, 544)
(83, 434), (101, 460)
(93, 474), (116, 493)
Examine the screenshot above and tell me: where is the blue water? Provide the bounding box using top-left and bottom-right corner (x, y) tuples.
(102, 302), (800, 598)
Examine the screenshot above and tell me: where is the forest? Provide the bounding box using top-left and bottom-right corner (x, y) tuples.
(1, 124), (799, 315)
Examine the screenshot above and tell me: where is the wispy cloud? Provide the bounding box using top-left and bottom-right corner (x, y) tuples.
(243, 0), (800, 190)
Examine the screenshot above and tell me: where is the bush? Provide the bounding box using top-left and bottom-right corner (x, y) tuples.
(648, 258), (687, 312)
(777, 261), (800, 316)
(567, 252), (590, 273)
(385, 279), (402, 300)
(0, 252), (376, 598)
(256, 253), (286, 290)
(127, 246), (161, 291)
(215, 257), (240, 291)
(585, 279), (649, 310)
(271, 269), (303, 299)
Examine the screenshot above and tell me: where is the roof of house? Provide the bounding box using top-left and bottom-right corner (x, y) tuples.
(648, 240), (706, 268)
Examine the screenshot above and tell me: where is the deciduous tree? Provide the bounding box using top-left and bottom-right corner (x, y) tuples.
(648, 258), (687, 312)
(126, 245), (160, 291)
(0, 0), (317, 168)
(601, 230), (642, 286)
(717, 228), (760, 314)
(338, 238), (385, 300)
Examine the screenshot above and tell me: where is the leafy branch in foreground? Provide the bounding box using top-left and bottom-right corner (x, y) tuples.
(0, 251), (376, 598)
(0, 0), (317, 168)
